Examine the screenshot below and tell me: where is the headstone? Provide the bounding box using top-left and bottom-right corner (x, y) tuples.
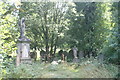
(67, 49), (74, 62)
(72, 46), (79, 63)
(79, 51), (84, 61)
(40, 50), (47, 62)
(16, 18), (31, 66)
(89, 52), (94, 59)
(97, 53), (104, 64)
(29, 51), (37, 61)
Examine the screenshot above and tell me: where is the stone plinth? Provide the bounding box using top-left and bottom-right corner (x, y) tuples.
(16, 36), (31, 66)
(21, 57), (32, 64)
(73, 58), (79, 63)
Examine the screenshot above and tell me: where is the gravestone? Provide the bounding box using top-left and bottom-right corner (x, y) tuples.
(40, 49), (47, 62)
(29, 51), (37, 61)
(97, 53), (104, 64)
(16, 18), (31, 66)
(72, 46), (79, 63)
(79, 51), (84, 62)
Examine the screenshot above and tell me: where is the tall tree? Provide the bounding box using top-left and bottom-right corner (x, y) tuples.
(18, 2), (75, 57)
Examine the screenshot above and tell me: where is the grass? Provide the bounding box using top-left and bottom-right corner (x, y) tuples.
(1, 59), (118, 78)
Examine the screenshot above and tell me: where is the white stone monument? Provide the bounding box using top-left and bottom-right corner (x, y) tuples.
(72, 46), (79, 63)
(16, 18), (31, 66)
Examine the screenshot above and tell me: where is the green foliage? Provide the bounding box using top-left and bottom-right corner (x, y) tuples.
(0, 1), (18, 77)
(18, 2), (77, 56)
(2, 60), (118, 78)
(67, 2), (112, 52)
(0, 1), (18, 57)
(67, 2), (119, 64)
(102, 2), (119, 64)
(0, 1), (119, 78)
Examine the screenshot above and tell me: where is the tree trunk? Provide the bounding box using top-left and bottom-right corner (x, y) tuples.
(50, 34), (54, 55)
(53, 36), (58, 55)
(44, 12), (49, 59)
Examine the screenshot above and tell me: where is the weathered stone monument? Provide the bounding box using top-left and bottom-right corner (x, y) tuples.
(72, 46), (79, 63)
(79, 51), (84, 62)
(16, 18), (31, 66)
(97, 53), (104, 64)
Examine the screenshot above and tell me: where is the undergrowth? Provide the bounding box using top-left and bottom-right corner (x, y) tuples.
(1, 59), (118, 78)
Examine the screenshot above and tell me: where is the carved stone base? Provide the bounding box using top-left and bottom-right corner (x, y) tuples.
(20, 57), (32, 64)
(73, 58), (79, 63)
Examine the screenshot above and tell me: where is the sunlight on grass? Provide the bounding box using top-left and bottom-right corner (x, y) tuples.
(1, 59), (118, 78)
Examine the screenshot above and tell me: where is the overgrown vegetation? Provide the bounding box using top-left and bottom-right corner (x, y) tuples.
(1, 59), (118, 78)
(0, 0), (119, 78)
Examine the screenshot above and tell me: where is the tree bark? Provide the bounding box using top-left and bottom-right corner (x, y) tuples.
(53, 36), (58, 55)
(50, 33), (54, 55)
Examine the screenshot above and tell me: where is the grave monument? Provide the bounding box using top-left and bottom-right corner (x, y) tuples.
(79, 51), (84, 62)
(97, 53), (104, 64)
(16, 18), (31, 66)
(72, 46), (79, 63)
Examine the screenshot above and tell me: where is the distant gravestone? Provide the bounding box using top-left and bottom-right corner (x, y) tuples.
(16, 18), (31, 66)
(97, 53), (104, 64)
(40, 50), (47, 62)
(72, 46), (79, 63)
(29, 51), (37, 61)
(79, 51), (84, 62)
